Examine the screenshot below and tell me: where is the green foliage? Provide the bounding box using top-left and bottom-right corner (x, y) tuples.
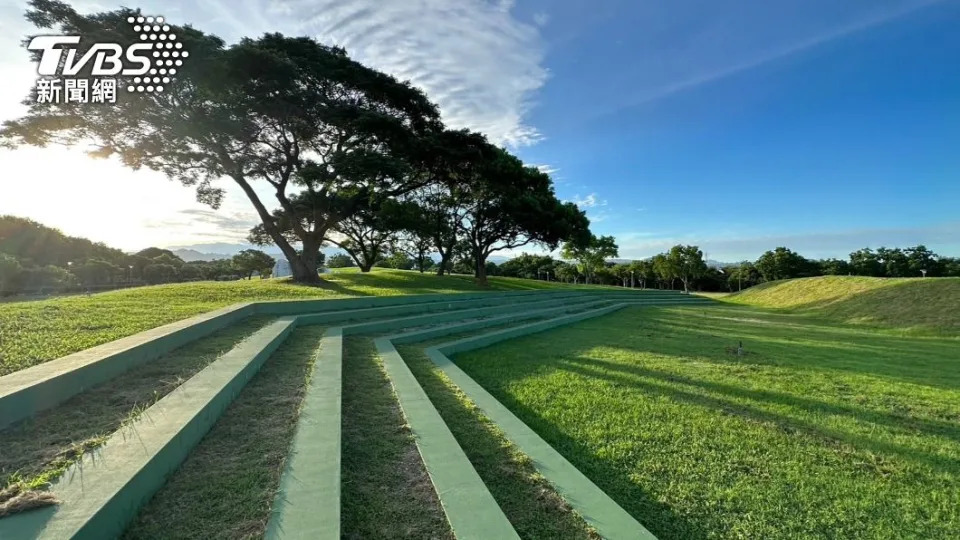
(755, 247), (817, 281)
(497, 254), (560, 280)
(379, 251), (416, 271)
(0, 253), (21, 292)
(561, 235), (618, 284)
(3, 2), (443, 284)
(327, 253), (355, 268)
(143, 264), (178, 285)
(230, 249), (275, 280)
(665, 244), (708, 292)
(456, 306), (960, 538)
(0, 215), (125, 268)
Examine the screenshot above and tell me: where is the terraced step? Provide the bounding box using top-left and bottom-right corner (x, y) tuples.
(0, 290), (714, 539)
(0, 291), (579, 429)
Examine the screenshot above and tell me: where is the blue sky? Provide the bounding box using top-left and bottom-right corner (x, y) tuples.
(0, 0), (957, 260)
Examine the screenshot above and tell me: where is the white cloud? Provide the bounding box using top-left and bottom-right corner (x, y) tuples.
(0, 0), (552, 250)
(534, 164), (560, 175)
(533, 12), (550, 27)
(569, 193), (607, 209)
(280, 0), (549, 146)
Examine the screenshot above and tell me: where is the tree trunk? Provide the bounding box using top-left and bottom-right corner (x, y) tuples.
(436, 251), (451, 276)
(475, 257), (488, 286)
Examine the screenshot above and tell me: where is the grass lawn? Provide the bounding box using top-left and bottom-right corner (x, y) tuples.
(726, 276), (960, 335)
(454, 305), (960, 539)
(0, 268), (584, 375)
(124, 325), (324, 539)
(0, 316), (273, 498)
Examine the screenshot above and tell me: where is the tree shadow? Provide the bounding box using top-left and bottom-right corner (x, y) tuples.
(556, 357), (960, 464)
(476, 383), (711, 540)
(614, 306), (960, 390)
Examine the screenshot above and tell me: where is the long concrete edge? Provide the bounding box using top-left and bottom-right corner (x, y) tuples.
(0, 317), (300, 540)
(0, 290), (587, 429)
(426, 303), (662, 540)
(374, 337), (520, 540)
(263, 292), (605, 539)
(266, 327), (342, 540)
(0, 302), (256, 429)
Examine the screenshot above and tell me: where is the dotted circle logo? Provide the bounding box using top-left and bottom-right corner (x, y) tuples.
(123, 16), (189, 93)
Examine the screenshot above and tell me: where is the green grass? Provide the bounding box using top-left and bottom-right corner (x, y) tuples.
(454, 305), (960, 539)
(397, 337), (597, 539)
(341, 337), (453, 539)
(724, 276), (960, 335)
(0, 315), (273, 495)
(0, 268), (585, 375)
(124, 325), (324, 539)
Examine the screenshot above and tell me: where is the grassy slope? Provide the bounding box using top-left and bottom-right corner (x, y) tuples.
(0, 268), (582, 375)
(723, 276), (960, 335)
(455, 305), (960, 539)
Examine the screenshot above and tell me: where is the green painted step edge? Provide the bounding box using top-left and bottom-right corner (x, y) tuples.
(0, 291), (581, 430)
(374, 337), (520, 540)
(340, 294), (596, 336)
(0, 302), (257, 430)
(295, 291), (585, 326)
(266, 327), (342, 540)
(387, 298), (616, 346)
(0, 317), (299, 540)
(428, 304), (659, 540)
(264, 294), (600, 538)
(255, 289), (576, 315)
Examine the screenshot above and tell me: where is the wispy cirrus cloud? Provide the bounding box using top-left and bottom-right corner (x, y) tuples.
(272, 0), (549, 147)
(569, 193), (607, 209)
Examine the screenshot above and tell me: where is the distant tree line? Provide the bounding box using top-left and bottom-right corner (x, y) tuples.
(0, 216), (278, 296)
(469, 243), (959, 293)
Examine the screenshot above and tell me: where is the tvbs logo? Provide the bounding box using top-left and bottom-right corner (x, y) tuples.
(29, 15), (189, 104)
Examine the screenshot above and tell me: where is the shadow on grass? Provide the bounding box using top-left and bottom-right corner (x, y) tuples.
(478, 383), (710, 540)
(618, 306), (960, 389)
(553, 359), (959, 474)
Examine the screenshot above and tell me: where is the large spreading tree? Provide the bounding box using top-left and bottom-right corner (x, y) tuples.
(2, 0), (442, 283)
(460, 145), (591, 285)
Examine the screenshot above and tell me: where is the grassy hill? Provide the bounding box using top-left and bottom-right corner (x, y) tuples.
(0, 269), (589, 375)
(723, 275), (960, 335)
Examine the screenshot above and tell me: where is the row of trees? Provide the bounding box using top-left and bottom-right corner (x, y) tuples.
(3, 2), (593, 286)
(0, 217), (279, 295)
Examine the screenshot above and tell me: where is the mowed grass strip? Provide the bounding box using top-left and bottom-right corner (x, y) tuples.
(454, 305), (960, 539)
(341, 337), (452, 539)
(0, 269), (586, 374)
(397, 337), (597, 540)
(123, 325), (325, 539)
(0, 315), (274, 495)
